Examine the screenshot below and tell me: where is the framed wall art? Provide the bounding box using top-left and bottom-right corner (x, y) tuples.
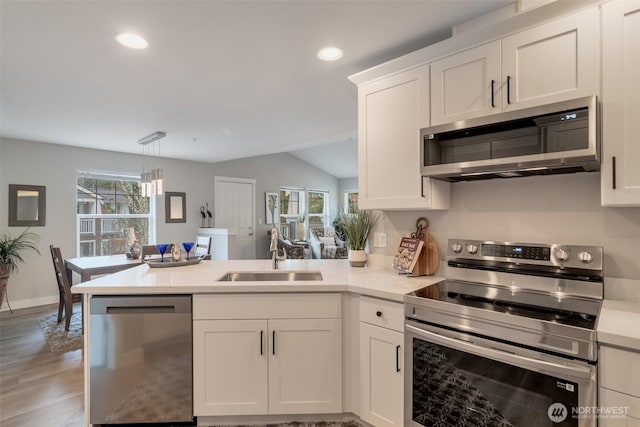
(9, 184), (46, 226)
(165, 192), (186, 223)
(265, 192), (279, 225)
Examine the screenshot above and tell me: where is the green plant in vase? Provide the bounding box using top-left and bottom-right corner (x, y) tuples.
(337, 209), (380, 267)
(0, 228), (40, 309)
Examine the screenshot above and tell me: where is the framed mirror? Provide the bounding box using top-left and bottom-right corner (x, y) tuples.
(165, 192), (186, 223)
(9, 184), (46, 226)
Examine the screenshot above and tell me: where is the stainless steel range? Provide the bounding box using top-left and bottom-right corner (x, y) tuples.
(405, 239), (603, 427)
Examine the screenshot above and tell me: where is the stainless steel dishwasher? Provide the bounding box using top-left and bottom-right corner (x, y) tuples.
(89, 295), (193, 425)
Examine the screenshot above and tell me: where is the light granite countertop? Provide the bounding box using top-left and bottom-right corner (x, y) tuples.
(71, 258), (640, 349)
(71, 258), (445, 303)
(598, 300), (640, 351)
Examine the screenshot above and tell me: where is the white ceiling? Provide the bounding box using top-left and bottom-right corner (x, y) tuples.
(0, 0), (512, 178)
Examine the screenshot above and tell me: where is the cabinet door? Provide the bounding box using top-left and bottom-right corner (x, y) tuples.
(268, 318), (342, 414)
(193, 319), (268, 416)
(601, 1), (640, 206)
(501, 7), (599, 111)
(599, 388), (640, 427)
(360, 322), (404, 427)
(431, 41), (501, 126)
(358, 66), (448, 210)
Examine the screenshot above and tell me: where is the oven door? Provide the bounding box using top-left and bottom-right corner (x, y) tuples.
(405, 320), (596, 427)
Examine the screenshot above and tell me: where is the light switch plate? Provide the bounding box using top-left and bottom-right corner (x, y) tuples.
(373, 232), (387, 248)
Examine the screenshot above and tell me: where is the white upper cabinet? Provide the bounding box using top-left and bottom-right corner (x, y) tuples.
(501, 7), (599, 111)
(431, 41), (502, 125)
(601, 0), (640, 206)
(430, 8), (599, 126)
(358, 66), (450, 210)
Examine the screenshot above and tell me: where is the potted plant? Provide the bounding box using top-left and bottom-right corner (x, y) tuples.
(0, 228), (40, 309)
(337, 209), (380, 267)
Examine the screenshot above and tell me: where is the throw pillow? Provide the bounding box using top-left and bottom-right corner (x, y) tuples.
(319, 236), (335, 247)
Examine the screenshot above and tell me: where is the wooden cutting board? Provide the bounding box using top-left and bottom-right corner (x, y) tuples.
(411, 219), (439, 276)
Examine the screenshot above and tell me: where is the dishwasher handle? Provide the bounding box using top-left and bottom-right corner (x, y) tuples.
(91, 295), (192, 315)
(106, 306), (177, 314)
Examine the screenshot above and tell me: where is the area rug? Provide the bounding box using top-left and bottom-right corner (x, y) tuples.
(37, 307), (83, 352)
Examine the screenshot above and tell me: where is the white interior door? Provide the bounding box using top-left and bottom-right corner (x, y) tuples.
(214, 176), (256, 259)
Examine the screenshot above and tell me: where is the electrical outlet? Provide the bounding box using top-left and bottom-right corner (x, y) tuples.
(373, 232), (387, 248)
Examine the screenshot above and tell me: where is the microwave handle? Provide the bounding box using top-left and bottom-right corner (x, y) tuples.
(406, 324), (594, 380)
(612, 156), (617, 189)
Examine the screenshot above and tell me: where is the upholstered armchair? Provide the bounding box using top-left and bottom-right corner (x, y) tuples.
(309, 226), (348, 259)
(268, 230), (306, 259)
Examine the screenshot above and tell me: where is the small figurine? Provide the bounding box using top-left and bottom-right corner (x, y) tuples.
(206, 202), (213, 228)
(129, 239), (142, 259)
(200, 205), (206, 228)
(171, 243), (181, 262)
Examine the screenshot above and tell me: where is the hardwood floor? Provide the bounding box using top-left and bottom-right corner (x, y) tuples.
(0, 303), (85, 427)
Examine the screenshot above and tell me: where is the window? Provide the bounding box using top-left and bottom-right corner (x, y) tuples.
(344, 191), (359, 214)
(279, 188), (305, 223)
(308, 190), (329, 228)
(279, 188), (305, 239)
(76, 170), (154, 257)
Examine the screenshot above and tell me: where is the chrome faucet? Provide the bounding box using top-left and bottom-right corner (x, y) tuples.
(270, 225), (286, 270)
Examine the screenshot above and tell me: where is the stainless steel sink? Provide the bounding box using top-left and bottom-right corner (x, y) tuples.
(217, 271), (323, 282)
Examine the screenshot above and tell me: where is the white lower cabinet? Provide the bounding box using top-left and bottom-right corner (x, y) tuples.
(268, 318), (342, 414)
(192, 294), (342, 417)
(359, 296), (405, 427)
(599, 345), (640, 427)
(599, 388), (640, 427)
(193, 319), (268, 415)
(360, 322), (404, 427)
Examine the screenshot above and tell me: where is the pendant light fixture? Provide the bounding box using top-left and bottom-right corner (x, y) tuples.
(138, 131), (166, 196)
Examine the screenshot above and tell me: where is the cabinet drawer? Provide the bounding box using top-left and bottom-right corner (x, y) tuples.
(599, 388), (640, 426)
(600, 346), (640, 397)
(360, 296), (404, 332)
(193, 293), (341, 320)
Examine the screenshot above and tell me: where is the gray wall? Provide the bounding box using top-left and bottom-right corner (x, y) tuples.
(0, 139), (341, 309)
(370, 172), (640, 280)
(0, 137), (213, 309)
(210, 152), (340, 258)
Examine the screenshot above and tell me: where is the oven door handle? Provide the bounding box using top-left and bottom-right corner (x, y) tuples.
(406, 324), (594, 379)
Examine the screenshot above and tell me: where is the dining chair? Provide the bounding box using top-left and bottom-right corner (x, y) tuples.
(195, 235), (212, 260)
(141, 245), (159, 262)
(49, 245), (83, 332)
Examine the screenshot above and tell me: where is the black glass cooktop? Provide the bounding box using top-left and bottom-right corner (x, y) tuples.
(411, 280), (597, 330)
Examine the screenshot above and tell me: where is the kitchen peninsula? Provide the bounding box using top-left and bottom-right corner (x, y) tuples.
(72, 258), (444, 426)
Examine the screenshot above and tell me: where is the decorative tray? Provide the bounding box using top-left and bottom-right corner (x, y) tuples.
(146, 258), (202, 268)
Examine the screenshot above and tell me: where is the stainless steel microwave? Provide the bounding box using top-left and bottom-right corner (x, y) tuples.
(420, 96), (599, 181)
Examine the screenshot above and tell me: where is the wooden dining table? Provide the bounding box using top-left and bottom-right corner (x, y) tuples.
(65, 254), (143, 282)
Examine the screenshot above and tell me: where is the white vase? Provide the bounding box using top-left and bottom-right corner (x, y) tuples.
(296, 222), (306, 240)
(348, 249), (367, 267)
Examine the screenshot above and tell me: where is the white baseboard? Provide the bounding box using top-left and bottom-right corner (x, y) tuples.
(0, 295), (58, 312)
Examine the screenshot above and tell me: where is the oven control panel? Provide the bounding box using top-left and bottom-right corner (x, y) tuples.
(447, 239), (603, 270)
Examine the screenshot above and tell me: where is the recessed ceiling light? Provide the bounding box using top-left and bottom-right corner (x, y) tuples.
(317, 47), (343, 61)
(114, 33), (148, 49)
